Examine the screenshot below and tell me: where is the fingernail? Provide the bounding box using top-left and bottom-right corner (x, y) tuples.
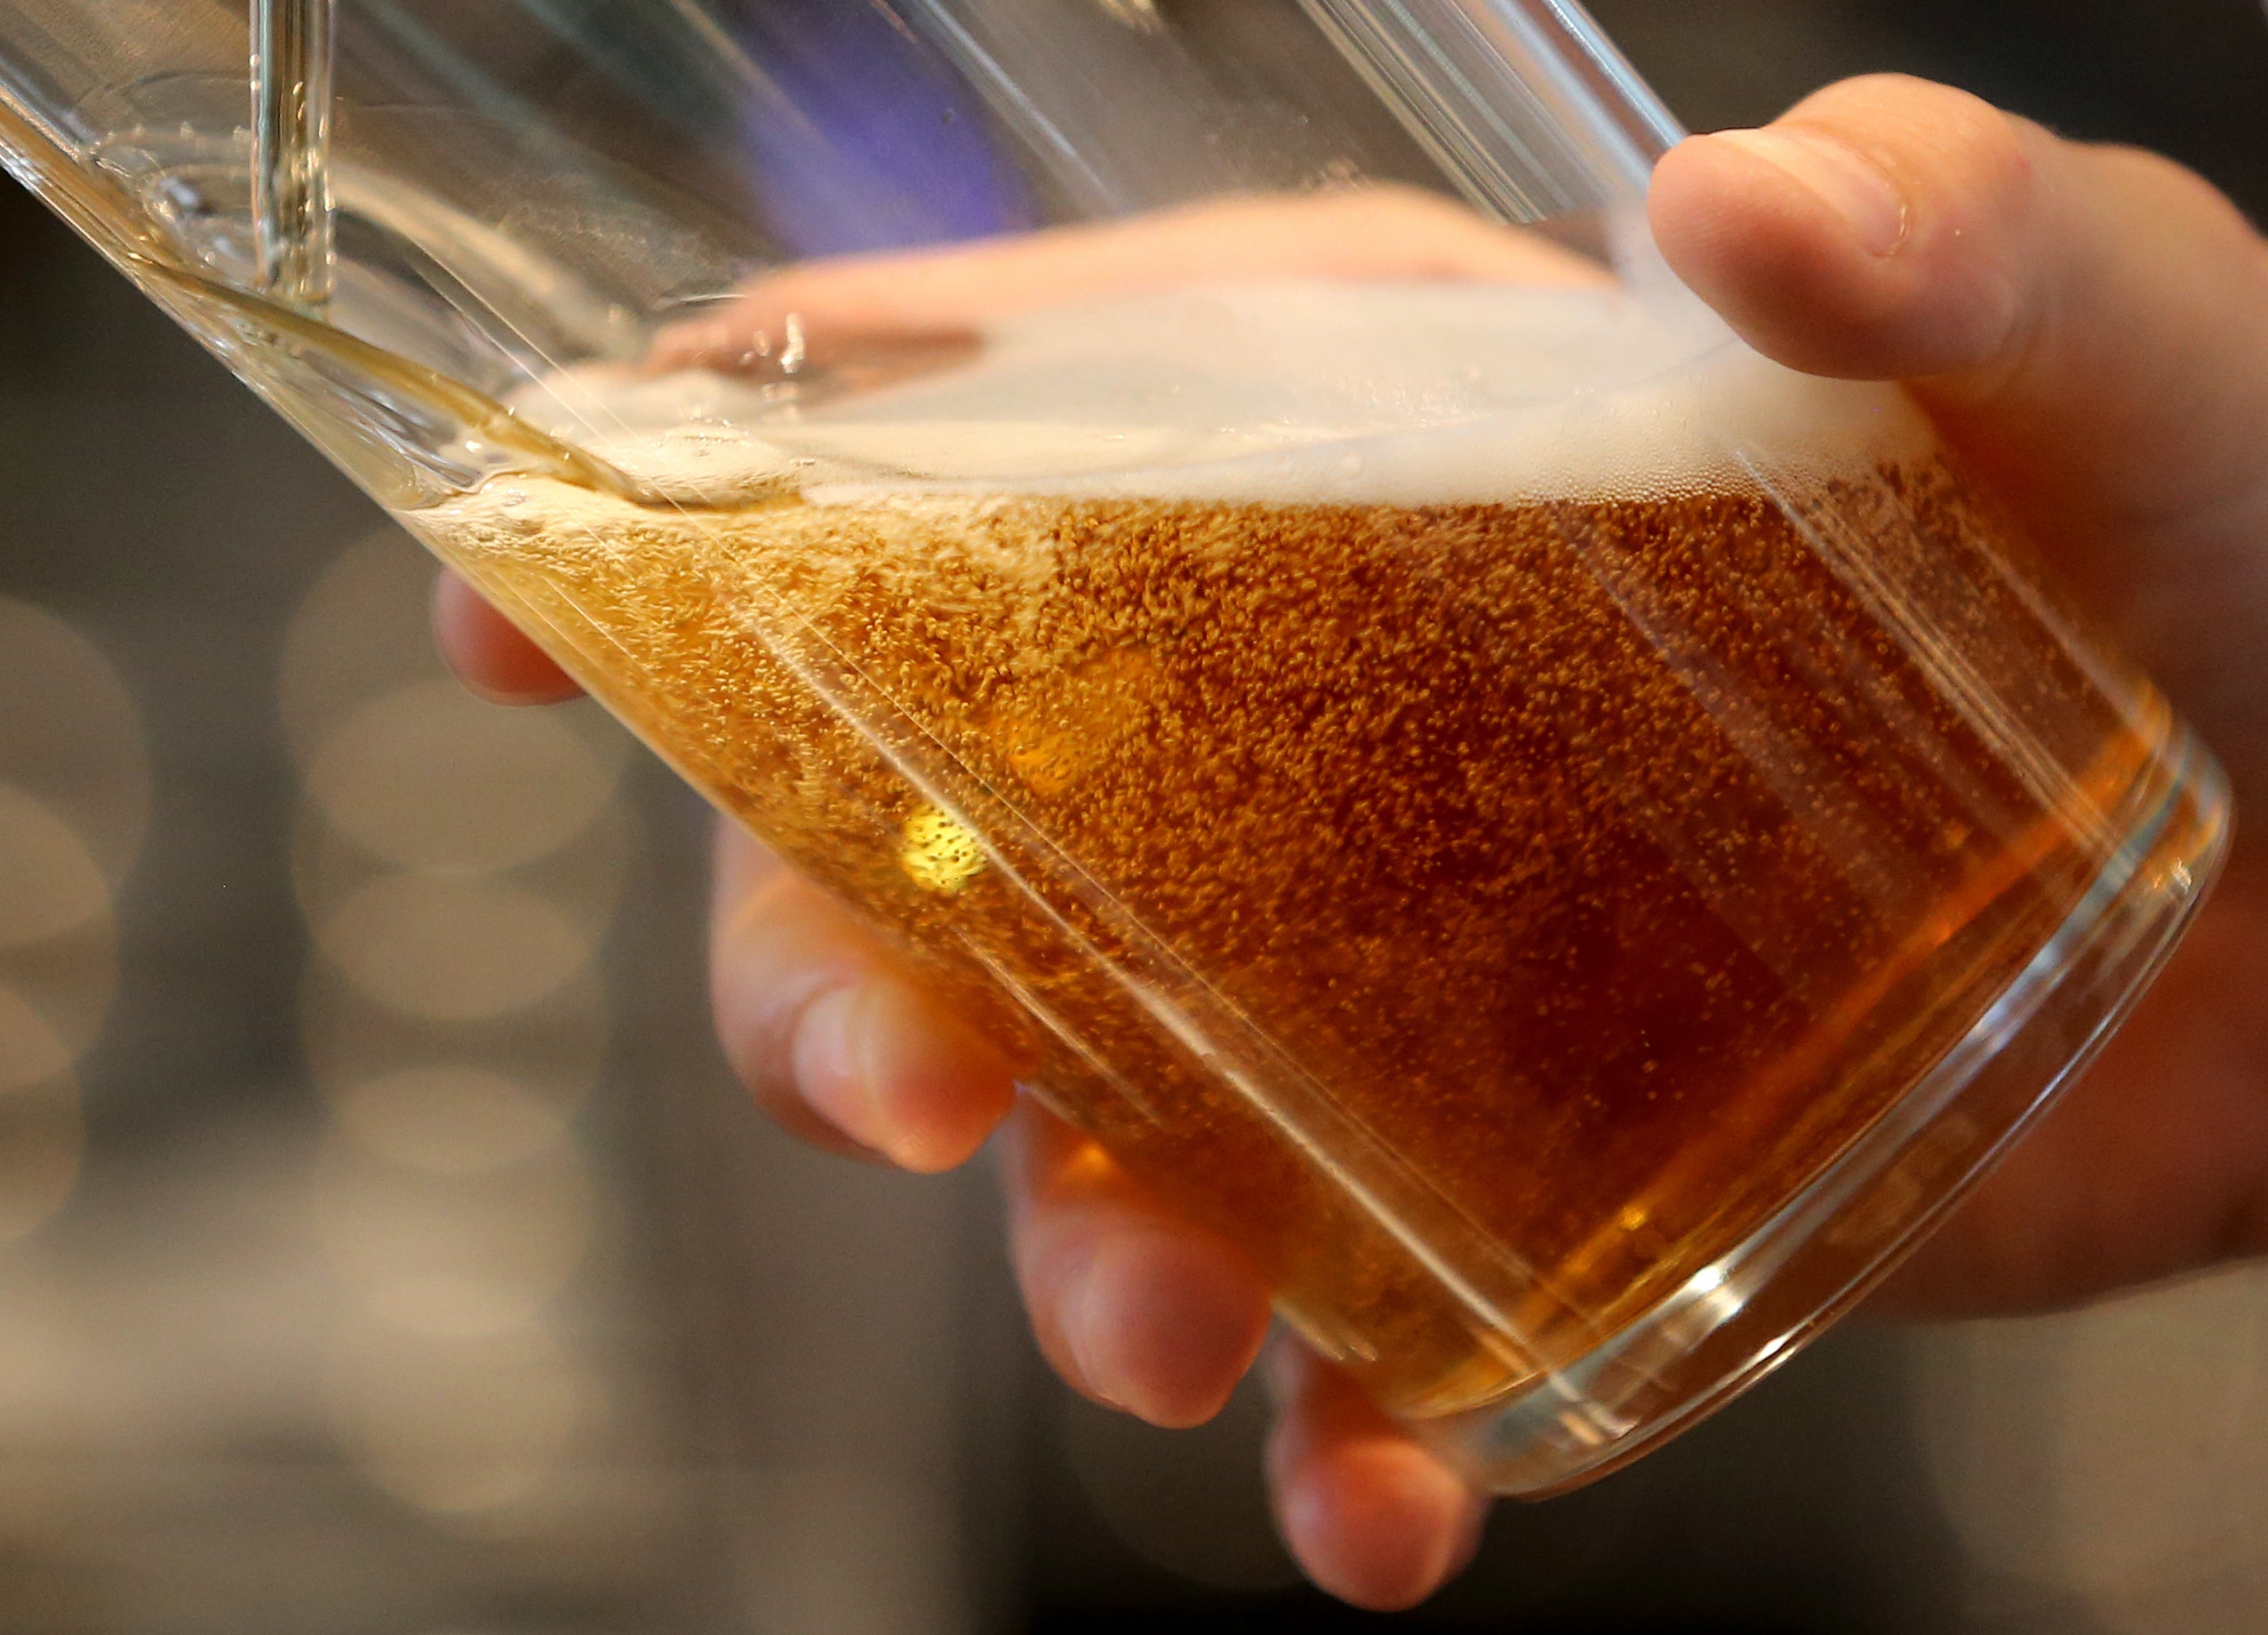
(794, 985), (908, 1165)
(1060, 1237), (1265, 1428)
(1712, 126), (1909, 256)
(1065, 1261), (1134, 1414)
(1287, 1445), (1475, 1611)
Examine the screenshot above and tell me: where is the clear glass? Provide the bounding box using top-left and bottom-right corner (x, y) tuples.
(0, 0), (2228, 1495)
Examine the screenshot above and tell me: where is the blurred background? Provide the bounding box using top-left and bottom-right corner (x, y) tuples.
(2, 0), (2267, 1630)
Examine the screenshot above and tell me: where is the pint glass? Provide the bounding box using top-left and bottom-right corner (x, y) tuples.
(0, 0), (2228, 1492)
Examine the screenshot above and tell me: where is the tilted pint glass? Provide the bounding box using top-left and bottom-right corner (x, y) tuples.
(0, 0), (2228, 1491)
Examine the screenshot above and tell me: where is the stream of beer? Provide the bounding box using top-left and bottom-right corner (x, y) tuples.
(251, 0), (335, 307)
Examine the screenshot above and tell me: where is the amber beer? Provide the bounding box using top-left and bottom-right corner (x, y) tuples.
(415, 284), (2193, 1424)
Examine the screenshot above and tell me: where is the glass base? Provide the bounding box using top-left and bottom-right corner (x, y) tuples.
(1422, 724), (2232, 1497)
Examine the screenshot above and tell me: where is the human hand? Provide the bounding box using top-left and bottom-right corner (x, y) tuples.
(437, 76), (2268, 1608)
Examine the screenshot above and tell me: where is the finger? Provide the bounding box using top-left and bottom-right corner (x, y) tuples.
(708, 823), (1016, 1170)
(431, 570), (582, 705)
(1649, 75), (2268, 550)
(1006, 1104), (1270, 1430)
(1262, 1340), (1486, 1612)
(650, 188), (1605, 373)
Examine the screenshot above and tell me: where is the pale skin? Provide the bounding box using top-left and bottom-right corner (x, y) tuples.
(435, 75), (2268, 1610)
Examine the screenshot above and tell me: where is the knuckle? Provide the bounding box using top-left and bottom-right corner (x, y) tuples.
(2088, 141), (2261, 242)
(1787, 72), (2000, 135)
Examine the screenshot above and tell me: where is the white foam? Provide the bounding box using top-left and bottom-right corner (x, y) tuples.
(507, 283), (1922, 508)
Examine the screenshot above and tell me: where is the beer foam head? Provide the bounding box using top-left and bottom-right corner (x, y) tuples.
(510, 283), (1924, 508)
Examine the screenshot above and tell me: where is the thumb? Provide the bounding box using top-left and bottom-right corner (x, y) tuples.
(1648, 74), (2268, 552)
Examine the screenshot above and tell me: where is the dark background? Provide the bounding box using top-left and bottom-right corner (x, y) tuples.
(2, 1), (2265, 1630)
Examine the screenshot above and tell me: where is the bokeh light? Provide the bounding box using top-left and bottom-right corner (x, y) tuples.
(0, 908), (117, 1064)
(277, 530), (459, 769)
(275, 520), (646, 1553)
(1915, 1265), (2268, 1627)
(0, 782), (118, 1059)
(0, 987), (72, 1096)
(313, 873), (598, 1021)
(305, 677), (623, 874)
(0, 601), (136, 1250)
(0, 986), (85, 1245)
(308, 1113), (597, 1311)
(0, 598), (151, 888)
(0, 786), (110, 951)
(329, 1065), (570, 1174)
(299, 961), (612, 1113)
(327, 1295), (603, 1518)
(291, 790), (634, 954)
